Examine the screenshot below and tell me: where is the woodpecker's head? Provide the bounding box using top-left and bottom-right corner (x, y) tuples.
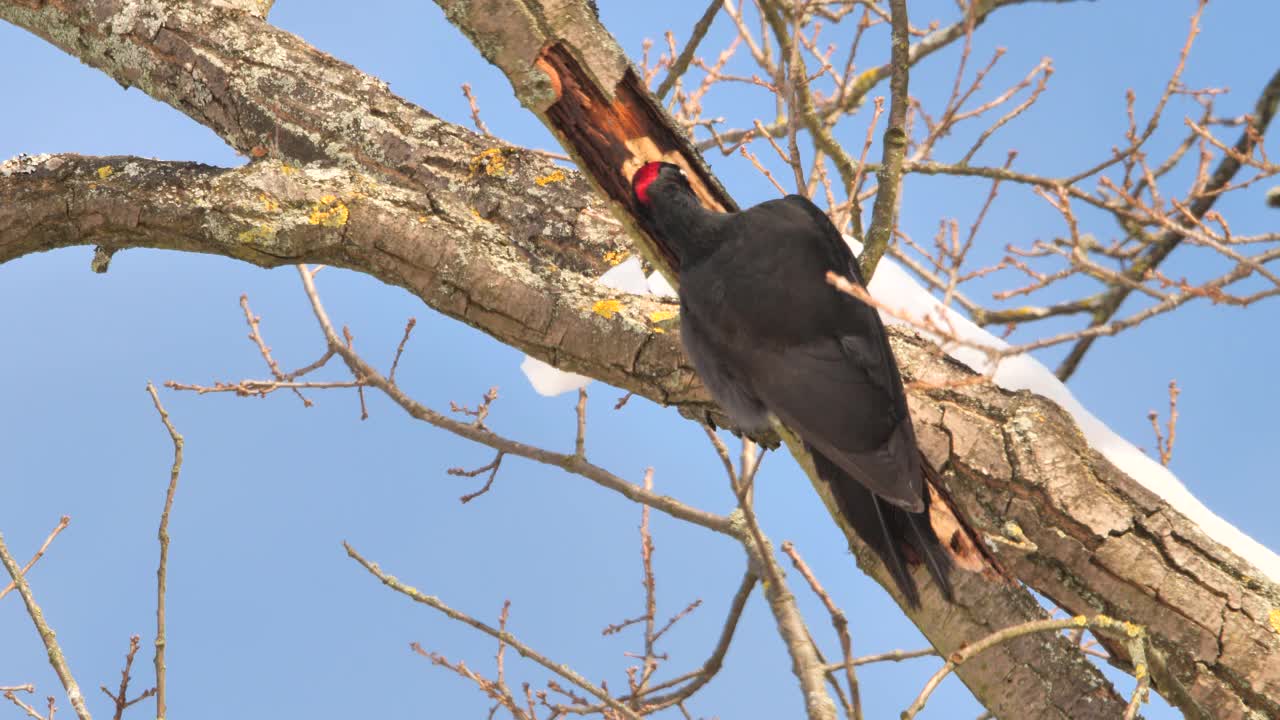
(631, 162), (692, 209)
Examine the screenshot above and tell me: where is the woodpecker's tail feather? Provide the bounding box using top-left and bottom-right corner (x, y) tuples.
(811, 448), (954, 607)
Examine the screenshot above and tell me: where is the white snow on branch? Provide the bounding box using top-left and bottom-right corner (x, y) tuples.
(520, 250), (1280, 581)
(864, 257), (1280, 582)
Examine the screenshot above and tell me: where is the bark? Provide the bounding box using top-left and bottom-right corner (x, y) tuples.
(2, 2), (1278, 718)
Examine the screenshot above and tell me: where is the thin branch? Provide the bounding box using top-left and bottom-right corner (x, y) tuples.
(657, 0), (724, 100)
(0, 533), (92, 720)
(728, 439), (836, 720)
(389, 317), (417, 385)
(99, 636), (156, 720)
(859, 0), (911, 278)
(449, 451), (505, 504)
(0, 517), (70, 603)
(145, 381), (185, 720)
(290, 265), (738, 537)
(901, 614), (1151, 720)
(1056, 64), (1280, 380)
(1148, 379), (1180, 467)
(345, 542), (643, 720)
(2, 690), (48, 720)
(782, 541), (862, 720)
(822, 647), (938, 671)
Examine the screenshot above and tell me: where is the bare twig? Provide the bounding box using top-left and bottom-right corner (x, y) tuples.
(782, 541), (862, 720)
(389, 317), (417, 385)
(145, 381), (184, 720)
(0, 533), (92, 720)
(859, 0), (911, 279)
(1056, 64), (1280, 379)
(461, 83), (493, 136)
(345, 542), (644, 720)
(727, 438), (836, 720)
(0, 517), (70, 603)
(99, 636), (156, 720)
(240, 294), (311, 406)
(288, 265), (737, 536)
(2, 690), (49, 720)
(901, 614), (1151, 719)
(657, 0), (724, 99)
(449, 451), (505, 503)
(1148, 379), (1181, 466)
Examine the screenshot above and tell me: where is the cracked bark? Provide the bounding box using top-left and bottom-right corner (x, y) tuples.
(2, 1), (1278, 717)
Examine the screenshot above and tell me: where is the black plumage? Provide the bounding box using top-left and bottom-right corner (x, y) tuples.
(632, 162), (953, 606)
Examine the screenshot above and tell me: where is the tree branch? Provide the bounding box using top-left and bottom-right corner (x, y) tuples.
(859, 0), (910, 278)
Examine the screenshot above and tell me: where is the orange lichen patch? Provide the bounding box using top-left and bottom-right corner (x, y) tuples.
(238, 224), (277, 244)
(469, 147), (508, 178)
(535, 169), (567, 186)
(96, 165), (114, 180)
(647, 308), (677, 333)
(469, 208), (491, 223)
(592, 299), (623, 319)
(250, 146), (270, 158)
(260, 193), (280, 212)
(308, 195), (349, 227)
(603, 249), (629, 266)
(417, 215), (429, 224)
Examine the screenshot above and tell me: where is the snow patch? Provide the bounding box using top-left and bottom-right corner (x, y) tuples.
(864, 248), (1280, 582)
(597, 256), (650, 294)
(520, 355), (591, 396)
(647, 270), (678, 298)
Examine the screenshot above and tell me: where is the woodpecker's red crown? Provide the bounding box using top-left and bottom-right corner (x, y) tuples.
(631, 162), (686, 205)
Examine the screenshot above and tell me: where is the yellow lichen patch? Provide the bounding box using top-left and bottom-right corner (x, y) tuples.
(259, 193), (280, 213)
(96, 165), (114, 180)
(279, 164), (298, 175)
(648, 309), (677, 324)
(1134, 662), (1147, 680)
(308, 194), (349, 227)
(535, 169), (566, 186)
(592, 299), (623, 319)
(603, 249), (630, 266)
(238, 224), (277, 244)
(469, 147), (508, 178)
(469, 208), (492, 223)
(1269, 608), (1280, 635)
(1071, 615), (1088, 627)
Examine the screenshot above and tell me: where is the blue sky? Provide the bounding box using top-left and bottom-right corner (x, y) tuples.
(2, 1), (1277, 718)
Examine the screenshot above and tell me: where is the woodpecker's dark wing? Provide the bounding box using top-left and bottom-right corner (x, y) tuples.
(684, 194), (924, 511)
(747, 335), (924, 511)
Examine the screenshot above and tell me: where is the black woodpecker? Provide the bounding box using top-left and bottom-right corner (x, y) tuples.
(632, 161), (953, 607)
